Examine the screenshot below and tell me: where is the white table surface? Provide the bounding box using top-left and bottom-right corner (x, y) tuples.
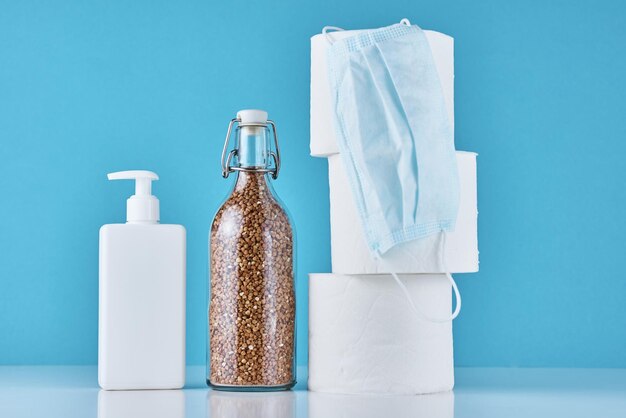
(1, 366), (625, 417)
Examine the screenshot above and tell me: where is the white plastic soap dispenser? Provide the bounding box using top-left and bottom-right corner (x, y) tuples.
(99, 170), (186, 390)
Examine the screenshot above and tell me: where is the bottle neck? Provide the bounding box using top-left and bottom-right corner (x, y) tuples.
(236, 125), (270, 169)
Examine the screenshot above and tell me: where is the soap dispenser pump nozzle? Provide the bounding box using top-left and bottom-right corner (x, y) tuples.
(107, 170), (160, 223)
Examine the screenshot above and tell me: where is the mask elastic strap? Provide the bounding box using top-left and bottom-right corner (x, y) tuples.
(441, 231), (462, 320)
(377, 231), (461, 323)
(322, 26), (345, 45)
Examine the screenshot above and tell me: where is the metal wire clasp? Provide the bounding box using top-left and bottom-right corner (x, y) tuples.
(220, 118), (281, 180)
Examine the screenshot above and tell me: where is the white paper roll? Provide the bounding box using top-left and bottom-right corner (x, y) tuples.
(308, 273), (454, 395)
(310, 28), (454, 157)
(328, 151), (478, 274)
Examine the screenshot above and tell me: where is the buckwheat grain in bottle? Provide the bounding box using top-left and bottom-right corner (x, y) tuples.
(208, 110), (296, 391)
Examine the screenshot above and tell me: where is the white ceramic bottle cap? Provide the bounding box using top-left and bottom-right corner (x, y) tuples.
(107, 170), (160, 223)
(237, 109), (268, 125)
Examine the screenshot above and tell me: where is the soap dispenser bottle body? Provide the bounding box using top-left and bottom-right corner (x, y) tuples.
(98, 171), (186, 390)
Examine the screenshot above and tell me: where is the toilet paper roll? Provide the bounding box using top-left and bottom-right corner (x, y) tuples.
(310, 28), (454, 157)
(328, 151), (478, 274)
(308, 391), (454, 418)
(308, 273), (454, 395)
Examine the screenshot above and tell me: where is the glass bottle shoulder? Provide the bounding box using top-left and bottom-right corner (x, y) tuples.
(211, 172), (293, 233)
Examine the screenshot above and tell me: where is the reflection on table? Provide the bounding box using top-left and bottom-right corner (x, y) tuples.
(308, 390), (453, 418)
(208, 390), (296, 418)
(98, 389), (185, 418)
(0, 366), (626, 418)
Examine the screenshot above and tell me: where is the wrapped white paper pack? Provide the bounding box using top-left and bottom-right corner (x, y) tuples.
(309, 391), (454, 418)
(308, 273), (454, 395)
(310, 29), (454, 157)
(328, 151), (478, 274)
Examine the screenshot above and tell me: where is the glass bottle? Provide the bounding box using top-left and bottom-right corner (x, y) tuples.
(208, 110), (296, 391)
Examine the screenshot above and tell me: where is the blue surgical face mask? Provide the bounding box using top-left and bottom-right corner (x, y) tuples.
(325, 21), (460, 256)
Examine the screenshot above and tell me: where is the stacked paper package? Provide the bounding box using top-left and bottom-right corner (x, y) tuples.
(308, 28), (479, 395)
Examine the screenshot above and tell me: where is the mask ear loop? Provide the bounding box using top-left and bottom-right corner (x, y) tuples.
(441, 231), (462, 320)
(322, 26), (345, 45)
(377, 231), (461, 323)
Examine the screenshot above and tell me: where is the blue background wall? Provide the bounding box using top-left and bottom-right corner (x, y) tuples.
(1, 0), (625, 367)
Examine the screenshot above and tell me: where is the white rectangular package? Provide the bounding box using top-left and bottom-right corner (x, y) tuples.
(308, 273), (454, 395)
(328, 151), (478, 274)
(310, 29), (454, 157)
